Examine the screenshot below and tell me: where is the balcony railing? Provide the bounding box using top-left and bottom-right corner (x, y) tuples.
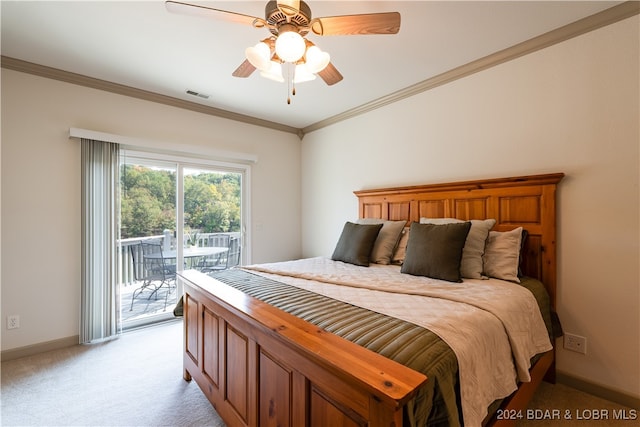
(118, 231), (240, 287)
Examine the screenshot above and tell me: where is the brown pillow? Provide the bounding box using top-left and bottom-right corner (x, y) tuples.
(331, 222), (383, 266)
(401, 222), (472, 282)
(420, 217), (496, 278)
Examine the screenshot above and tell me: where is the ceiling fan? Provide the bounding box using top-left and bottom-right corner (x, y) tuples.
(165, 0), (401, 102)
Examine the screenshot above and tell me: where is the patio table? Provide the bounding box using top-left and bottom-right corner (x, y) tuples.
(144, 246), (229, 270)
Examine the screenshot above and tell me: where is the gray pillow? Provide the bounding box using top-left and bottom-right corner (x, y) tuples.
(420, 218), (496, 278)
(331, 222), (383, 266)
(483, 227), (523, 283)
(356, 219), (406, 264)
(401, 222), (471, 282)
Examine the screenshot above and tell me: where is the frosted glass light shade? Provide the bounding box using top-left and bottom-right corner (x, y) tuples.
(304, 46), (330, 73)
(294, 64), (316, 83)
(259, 61), (284, 82)
(275, 32), (306, 63)
(245, 42), (271, 71)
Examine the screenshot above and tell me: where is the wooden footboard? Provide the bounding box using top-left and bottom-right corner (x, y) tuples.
(178, 269), (428, 427)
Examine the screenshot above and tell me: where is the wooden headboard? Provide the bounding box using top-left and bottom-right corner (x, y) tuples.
(354, 173), (564, 309)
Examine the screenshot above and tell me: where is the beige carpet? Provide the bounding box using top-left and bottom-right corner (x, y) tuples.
(1, 320), (224, 427)
(517, 381), (636, 427)
(2, 320), (634, 426)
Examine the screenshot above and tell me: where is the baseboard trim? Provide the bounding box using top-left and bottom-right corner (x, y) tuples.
(1, 335), (79, 362)
(557, 371), (640, 409)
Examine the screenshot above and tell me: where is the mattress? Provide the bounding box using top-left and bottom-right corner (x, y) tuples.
(208, 257), (553, 427)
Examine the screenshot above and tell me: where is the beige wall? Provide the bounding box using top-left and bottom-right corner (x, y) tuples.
(1, 69), (302, 351)
(301, 17), (639, 399)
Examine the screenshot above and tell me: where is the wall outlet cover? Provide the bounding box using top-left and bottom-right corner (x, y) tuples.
(564, 333), (587, 354)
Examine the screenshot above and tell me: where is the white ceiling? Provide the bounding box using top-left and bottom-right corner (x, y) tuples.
(0, 1), (625, 130)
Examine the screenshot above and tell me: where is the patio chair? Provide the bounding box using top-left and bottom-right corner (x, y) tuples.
(197, 234), (230, 272)
(226, 236), (241, 268)
(204, 236), (241, 272)
(129, 241), (176, 311)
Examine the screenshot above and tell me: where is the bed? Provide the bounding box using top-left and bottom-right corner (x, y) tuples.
(177, 172), (564, 427)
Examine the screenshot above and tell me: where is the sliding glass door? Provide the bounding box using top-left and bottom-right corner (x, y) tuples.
(118, 152), (248, 329)
(182, 167), (242, 272)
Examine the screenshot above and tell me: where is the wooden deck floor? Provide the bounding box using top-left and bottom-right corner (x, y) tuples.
(120, 280), (179, 324)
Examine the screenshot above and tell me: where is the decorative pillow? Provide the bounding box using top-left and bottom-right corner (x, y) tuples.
(391, 227), (410, 265)
(483, 227), (523, 283)
(356, 219), (406, 264)
(420, 218), (496, 279)
(401, 222), (472, 282)
(331, 222), (383, 267)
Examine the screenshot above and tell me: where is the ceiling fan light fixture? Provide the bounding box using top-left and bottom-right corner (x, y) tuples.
(260, 61), (285, 82)
(275, 30), (306, 63)
(245, 42), (271, 71)
(304, 45), (330, 73)
(168, 0), (401, 90)
(294, 64), (316, 83)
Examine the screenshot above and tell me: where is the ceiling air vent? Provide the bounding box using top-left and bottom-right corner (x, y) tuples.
(186, 89), (210, 99)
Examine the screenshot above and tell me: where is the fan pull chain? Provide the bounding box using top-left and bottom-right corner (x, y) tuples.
(286, 62), (291, 104)
(285, 62), (296, 104)
(281, 63), (300, 104)
(292, 63), (296, 97)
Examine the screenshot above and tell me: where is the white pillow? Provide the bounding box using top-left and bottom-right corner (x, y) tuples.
(482, 227), (523, 283)
(419, 217), (496, 279)
(356, 219), (406, 265)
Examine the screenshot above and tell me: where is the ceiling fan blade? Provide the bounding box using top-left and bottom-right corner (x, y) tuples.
(317, 62), (343, 86)
(310, 12), (400, 36)
(232, 60), (256, 78)
(165, 1), (266, 28)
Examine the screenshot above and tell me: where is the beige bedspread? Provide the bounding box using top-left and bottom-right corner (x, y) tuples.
(243, 257), (552, 427)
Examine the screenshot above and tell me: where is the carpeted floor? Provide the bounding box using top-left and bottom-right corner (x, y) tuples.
(1, 320), (224, 427)
(516, 382), (636, 427)
(1, 320), (634, 427)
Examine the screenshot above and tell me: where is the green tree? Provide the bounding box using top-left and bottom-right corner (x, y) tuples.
(184, 172), (240, 233)
(120, 165), (240, 239)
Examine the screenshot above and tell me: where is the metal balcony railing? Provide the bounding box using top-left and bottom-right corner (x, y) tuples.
(118, 231), (240, 286)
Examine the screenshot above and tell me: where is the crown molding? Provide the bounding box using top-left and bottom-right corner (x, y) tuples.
(301, 1), (640, 135)
(0, 55), (300, 135)
(3, 2), (637, 140)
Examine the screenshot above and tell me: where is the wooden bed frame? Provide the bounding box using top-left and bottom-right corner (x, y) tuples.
(177, 172), (564, 427)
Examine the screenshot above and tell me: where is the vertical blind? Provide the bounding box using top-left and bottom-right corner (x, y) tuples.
(80, 138), (120, 343)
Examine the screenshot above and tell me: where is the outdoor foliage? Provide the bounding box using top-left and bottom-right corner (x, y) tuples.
(120, 164), (241, 239)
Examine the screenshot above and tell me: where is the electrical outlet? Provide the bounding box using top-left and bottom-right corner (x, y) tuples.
(564, 333), (587, 354)
(7, 315), (20, 330)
